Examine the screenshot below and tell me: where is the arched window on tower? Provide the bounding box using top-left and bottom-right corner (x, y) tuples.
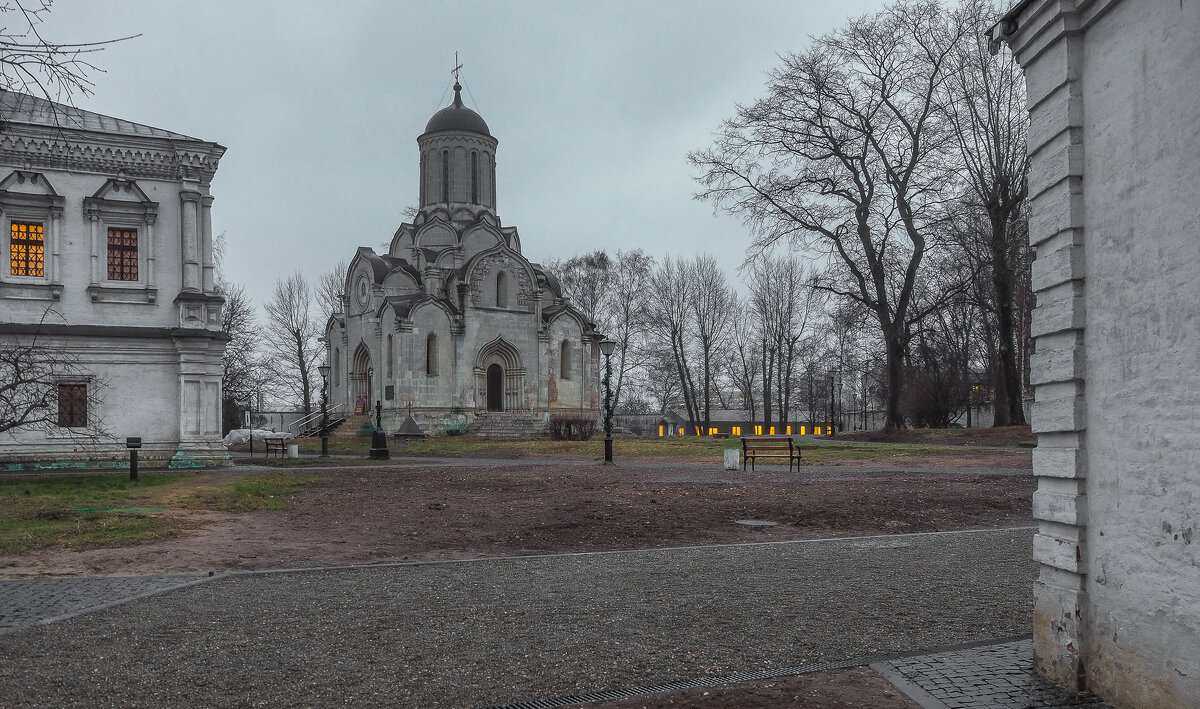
(490, 154), (497, 206)
(419, 153), (426, 204)
(560, 340), (571, 380)
(471, 151), (479, 203)
(426, 333), (438, 377)
(386, 334), (394, 379)
(442, 149), (450, 203)
(496, 270), (508, 308)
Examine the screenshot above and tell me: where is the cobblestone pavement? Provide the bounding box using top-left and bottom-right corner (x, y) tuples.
(0, 574), (214, 633)
(873, 639), (1113, 708)
(0, 528), (1035, 708)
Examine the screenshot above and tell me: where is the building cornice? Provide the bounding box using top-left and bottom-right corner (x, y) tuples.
(0, 123), (225, 184)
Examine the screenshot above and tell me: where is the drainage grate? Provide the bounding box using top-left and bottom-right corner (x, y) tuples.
(479, 655), (869, 709)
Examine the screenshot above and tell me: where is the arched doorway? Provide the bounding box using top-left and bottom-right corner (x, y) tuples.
(475, 336), (524, 412)
(486, 363), (503, 411)
(351, 344), (372, 414)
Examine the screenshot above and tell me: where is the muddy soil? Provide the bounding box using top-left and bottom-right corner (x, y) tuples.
(0, 460), (1033, 578)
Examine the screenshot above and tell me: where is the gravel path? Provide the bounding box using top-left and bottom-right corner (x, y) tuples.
(0, 528), (1036, 708)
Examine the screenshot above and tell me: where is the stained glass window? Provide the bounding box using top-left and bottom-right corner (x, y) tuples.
(10, 222), (44, 276)
(58, 384), (87, 428)
(107, 228), (138, 281)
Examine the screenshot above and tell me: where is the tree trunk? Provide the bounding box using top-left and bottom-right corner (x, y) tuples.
(989, 209), (1026, 426)
(884, 333), (906, 432)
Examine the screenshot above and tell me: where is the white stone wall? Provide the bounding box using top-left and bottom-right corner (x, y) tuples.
(999, 1), (1200, 706)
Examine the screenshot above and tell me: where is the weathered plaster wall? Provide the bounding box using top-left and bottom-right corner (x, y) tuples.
(1079, 2), (1200, 705)
(1001, 0), (1200, 706)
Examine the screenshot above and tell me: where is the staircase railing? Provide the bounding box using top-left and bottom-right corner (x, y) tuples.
(288, 403), (347, 436)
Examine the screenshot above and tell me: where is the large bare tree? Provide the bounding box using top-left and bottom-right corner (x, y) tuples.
(316, 259), (348, 327)
(691, 1), (967, 430)
(264, 271), (320, 415)
(941, 0), (1030, 426)
(646, 256), (700, 427)
(687, 255), (735, 428)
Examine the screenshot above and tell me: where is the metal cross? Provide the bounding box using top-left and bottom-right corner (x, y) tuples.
(452, 52), (463, 83)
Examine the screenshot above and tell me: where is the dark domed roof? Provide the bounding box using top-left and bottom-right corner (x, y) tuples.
(424, 82), (490, 136)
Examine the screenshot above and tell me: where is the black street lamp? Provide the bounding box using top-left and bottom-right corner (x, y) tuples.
(318, 364), (330, 457)
(599, 338), (616, 464)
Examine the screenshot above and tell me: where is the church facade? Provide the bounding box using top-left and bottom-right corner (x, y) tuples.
(0, 92), (227, 466)
(324, 82), (603, 434)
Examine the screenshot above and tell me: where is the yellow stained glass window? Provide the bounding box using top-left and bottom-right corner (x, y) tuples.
(106, 228), (138, 281)
(754, 425), (762, 435)
(769, 426), (775, 435)
(10, 222), (44, 276)
(787, 426), (792, 435)
(658, 425), (664, 437)
(732, 426), (741, 436)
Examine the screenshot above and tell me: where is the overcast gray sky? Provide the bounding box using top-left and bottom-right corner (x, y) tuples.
(44, 0), (885, 307)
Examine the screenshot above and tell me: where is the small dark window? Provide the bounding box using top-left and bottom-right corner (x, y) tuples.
(426, 333), (438, 376)
(442, 149), (450, 203)
(57, 384), (87, 428)
(471, 151), (479, 203)
(106, 227), (138, 281)
(496, 271), (508, 308)
(560, 340), (571, 380)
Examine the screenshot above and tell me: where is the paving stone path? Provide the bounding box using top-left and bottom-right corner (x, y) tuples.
(0, 574), (213, 633)
(873, 639), (1113, 709)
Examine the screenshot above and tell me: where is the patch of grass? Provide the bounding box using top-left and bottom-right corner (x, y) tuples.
(180, 473), (318, 511)
(0, 474), (184, 554)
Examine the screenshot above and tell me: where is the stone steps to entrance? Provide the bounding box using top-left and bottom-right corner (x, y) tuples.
(471, 412), (546, 438)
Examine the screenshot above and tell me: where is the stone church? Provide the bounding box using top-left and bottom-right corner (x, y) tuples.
(324, 81), (603, 435)
(0, 91), (227, 466)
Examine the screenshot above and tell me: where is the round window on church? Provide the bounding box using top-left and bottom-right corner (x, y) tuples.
(355, 274), (370, 309)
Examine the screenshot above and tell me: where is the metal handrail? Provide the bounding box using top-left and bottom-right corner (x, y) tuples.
(288, 403), (347, 435)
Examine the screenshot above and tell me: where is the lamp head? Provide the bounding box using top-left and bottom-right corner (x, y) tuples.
(599, 338), (616, 357)
(318, 364), (330, 380)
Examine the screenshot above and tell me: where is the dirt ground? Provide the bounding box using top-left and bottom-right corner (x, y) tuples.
(1, 452), (1032, 708)
(0, 459), (1034, 578)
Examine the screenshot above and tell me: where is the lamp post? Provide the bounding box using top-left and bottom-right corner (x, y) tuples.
(318, 364), (331, 457)
(599, 338), (616, 464)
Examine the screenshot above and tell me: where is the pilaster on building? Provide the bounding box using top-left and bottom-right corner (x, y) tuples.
(995, 0), (1200, 706)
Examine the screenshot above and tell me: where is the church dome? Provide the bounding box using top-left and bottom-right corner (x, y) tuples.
(424, 82), (490, 136)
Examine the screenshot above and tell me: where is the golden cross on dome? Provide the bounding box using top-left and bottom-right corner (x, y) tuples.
(452, 52), (463, 83)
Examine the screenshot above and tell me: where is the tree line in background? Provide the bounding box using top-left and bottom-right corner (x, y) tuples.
(210, 0), (1031, 434)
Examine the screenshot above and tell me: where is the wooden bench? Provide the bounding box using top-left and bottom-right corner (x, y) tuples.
(264, 437), (287, 459)
(741, 436), (802, 471)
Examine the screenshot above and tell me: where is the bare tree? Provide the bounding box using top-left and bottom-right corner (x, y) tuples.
(692, 1), (968, 430)
(263, 271), (320, 416)
(748, 255), (820, 428)
(544, 250), (612, 327)
(940, 0), (1030, 426)
(688, 255), (735, 428)
(606, 249), (654, 412)
(316, 259), (348, 326)
(646, 256), (700, 427)
(219, 282), (267, 432)
(727, 292), (761, 422)
(0, 1), (137, 104)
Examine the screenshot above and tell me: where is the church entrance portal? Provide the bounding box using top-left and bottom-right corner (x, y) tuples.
(351, 344), (372, 414)
(486, 364), (503, 411)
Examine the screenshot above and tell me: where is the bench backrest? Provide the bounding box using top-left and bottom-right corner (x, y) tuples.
(742, 436), (794, 449)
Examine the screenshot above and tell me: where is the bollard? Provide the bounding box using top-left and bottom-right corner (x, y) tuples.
(126, 437), (142, 481)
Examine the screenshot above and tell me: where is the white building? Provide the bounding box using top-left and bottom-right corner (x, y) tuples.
(0, 92), (227, 467)
(325, 82), (603, 435)
(994, 1), (1199, 706)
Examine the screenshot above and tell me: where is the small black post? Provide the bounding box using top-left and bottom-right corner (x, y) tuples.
(126, 437), (142, 482)
(369, 399), (390, 460)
